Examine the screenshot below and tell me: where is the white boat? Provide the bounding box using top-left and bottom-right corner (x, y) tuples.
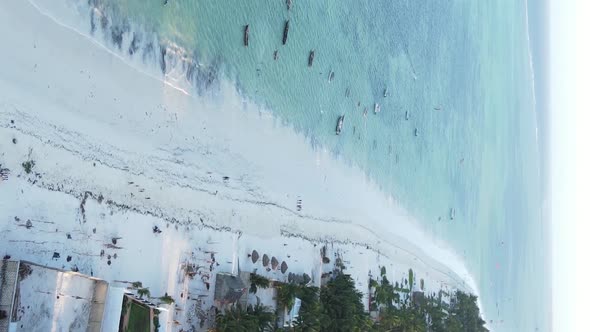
(405, 110), (409, 120)
(450, 208), (456, 220)
(335, 115), (345, 135)
(383, 87), (388, 97)
(374, 103), (380, 114)
(328, 70), (334, 82)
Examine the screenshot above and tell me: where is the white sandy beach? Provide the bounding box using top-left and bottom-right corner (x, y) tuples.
(0, 0), (482, 330)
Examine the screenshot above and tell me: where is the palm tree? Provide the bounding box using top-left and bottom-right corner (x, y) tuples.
(249, 273), (271, 294)
(214, 304), (276, 332)
(159, 294), (174, 305)
(247, 304), (276, 331)
(137, 287), (150, 299)
(375, 307), (402, 331)
(293, 286), (321, 331)
(374, 276), (396, 308)
(215, 305), (258, 332)
(277, 282), (299, 311)
(319, 273), (369, 332)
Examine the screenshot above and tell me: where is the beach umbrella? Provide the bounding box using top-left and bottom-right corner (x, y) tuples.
(251, 250), (259, 264)
(303, 273), (311, 284)
(280, 261), (288, 274)
(262, 254), (270, 267)
(271, 257), (279, 270)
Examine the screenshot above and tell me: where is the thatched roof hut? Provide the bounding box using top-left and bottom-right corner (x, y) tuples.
(271, 257), (279, 270)
(251, 250), (259, 264)
(262, 254), (270, 267)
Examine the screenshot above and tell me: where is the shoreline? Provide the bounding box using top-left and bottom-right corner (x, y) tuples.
(1, 0), (484, 328)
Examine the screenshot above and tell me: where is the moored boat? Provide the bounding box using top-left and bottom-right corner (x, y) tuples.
(283, 20), (290, 45)
(308, 50), (315, 67)
(244, 25), (249, 46)
(336, 115), (345, 135)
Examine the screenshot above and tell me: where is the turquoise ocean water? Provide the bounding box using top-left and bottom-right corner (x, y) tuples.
(83, 0), (549, 330)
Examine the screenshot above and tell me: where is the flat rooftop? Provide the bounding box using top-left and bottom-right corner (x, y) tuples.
(2, 261), (108, 332)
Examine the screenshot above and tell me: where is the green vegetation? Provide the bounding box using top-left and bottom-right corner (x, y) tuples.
(249, 273), (271, 294)
(293, 285), (321, 330)
(137, 287), (150, 299)
(131, 281), (143, 288)
(21, 160), (35, 174)
(214, 268), (487, 332)
(152, 309), (161, 332)
(252, 272), (372, 331)
(214, 304), (276, 332)
(372, 290), (488, 332)
(319, 273), (372, 331)
(159, 294), (174, 305)
(445, 291), (488, 332)
(126, 301), (150, 332)
(277, 282), (300, 311)
(372, 275), (398, 309)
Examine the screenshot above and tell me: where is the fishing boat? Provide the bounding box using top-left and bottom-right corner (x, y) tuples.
(328, 71), (334, 82)
(244, 25), (249, 47)
(336, 115), (345, 135)
(405, 110), (409, 120)
(282, 20), (290, 45)
(308, 50), (315, 67)
(414, 128), (419, 136)
(374, 103), (380, 114)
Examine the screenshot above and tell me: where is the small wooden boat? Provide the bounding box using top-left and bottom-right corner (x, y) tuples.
(328, 70), (334, 82)
(374, 103), (380, 114)
(308, 50), (315, 67)
(450, 208), (456, 220)
(336, 115), (345, 135)
(273, 50), (278, 60)
(244, 25), (249, 47)
(405, 110), (410, 120)
(282, 20), (290, 45)
(383, 87), (388, 97)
